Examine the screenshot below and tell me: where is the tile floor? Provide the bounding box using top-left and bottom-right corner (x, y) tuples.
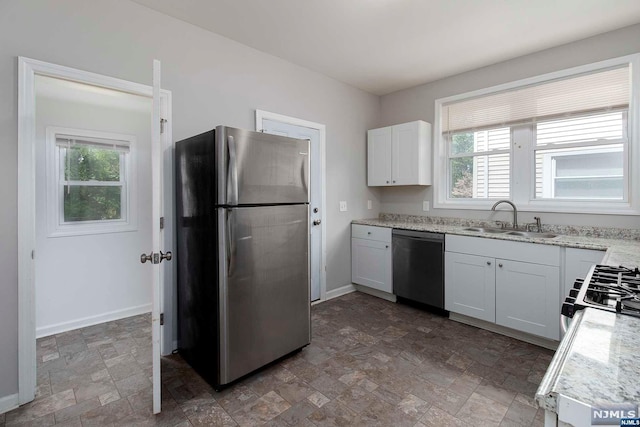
(2, 292), (553, 426)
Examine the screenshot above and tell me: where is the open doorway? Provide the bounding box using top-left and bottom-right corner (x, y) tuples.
(17, 58), (173, 415)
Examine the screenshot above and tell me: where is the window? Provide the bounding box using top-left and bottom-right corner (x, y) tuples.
(47, 127), (137, 236)
(434, 55), (639, 214)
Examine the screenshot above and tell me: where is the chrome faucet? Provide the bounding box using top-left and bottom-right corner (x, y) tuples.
(491, 200), (518, 229)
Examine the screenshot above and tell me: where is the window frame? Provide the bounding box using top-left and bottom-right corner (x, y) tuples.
(433, 54), (640, 215)
(46, 126), (138, 237)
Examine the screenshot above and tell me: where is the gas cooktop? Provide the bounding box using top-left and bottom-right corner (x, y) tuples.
(562, 265), (640, 319)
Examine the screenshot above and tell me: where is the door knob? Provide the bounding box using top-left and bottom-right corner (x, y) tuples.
(487, 261), (491, 266)
(140, 251), (172, 264)
(499, 263), (503, 268)
(313, 219), (322, 226)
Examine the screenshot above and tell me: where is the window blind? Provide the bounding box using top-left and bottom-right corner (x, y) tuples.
(442, 66), (630, 133)
(56, 135), (130, 152)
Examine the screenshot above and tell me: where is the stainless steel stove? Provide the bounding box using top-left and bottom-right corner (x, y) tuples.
(562, 264), (640, 321)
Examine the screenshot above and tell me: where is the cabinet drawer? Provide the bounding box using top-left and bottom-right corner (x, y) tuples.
(352, 224), (392, 243)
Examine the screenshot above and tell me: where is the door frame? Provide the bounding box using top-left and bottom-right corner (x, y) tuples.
(255, 110), (327, 303)
(17, 57), (173, 405)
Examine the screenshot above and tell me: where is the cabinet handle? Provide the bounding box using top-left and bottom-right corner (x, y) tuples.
(386, 180), (389, 183)
(393, 180), (396, 183)
(486, 261), (491, 266)
(499, 263), (503, 268)
(385, 245), (389, 248)
(367, 232), (371, 235)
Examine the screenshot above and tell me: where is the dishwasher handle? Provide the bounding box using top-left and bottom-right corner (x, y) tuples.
(392, 229), (444, 241)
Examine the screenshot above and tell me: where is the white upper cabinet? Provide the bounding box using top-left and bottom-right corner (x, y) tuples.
(367, 120), (431, 186)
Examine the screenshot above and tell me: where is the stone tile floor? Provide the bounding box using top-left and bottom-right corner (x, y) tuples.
(2, 292), (553, 426)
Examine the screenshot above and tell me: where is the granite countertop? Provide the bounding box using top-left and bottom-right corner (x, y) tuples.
(352, 217), (640, 268)
(535, 308), (640, 412)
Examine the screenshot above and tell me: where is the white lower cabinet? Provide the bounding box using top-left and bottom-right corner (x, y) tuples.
(495, 260), (560, 340)
(351, 225), (392, 293)
(445, 252), (495, 322)
(445, 235), (561, 341)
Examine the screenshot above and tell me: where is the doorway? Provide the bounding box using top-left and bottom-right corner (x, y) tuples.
(34, 75), (152, 338)
(255, 110), (326, 302)
(17, 58), (173, 412)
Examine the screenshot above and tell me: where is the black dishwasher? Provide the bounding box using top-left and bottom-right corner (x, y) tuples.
(392, 229), (445, 310)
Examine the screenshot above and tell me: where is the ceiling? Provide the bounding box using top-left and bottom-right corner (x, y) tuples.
(132, 0), (640, 95)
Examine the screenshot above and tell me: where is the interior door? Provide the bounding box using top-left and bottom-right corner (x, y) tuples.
(150, 59), (163, 414)
(259, 119), (322, 301)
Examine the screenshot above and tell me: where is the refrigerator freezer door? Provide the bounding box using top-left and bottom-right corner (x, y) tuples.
(216, 126), (309, 206)
(218, 204), (310, 384)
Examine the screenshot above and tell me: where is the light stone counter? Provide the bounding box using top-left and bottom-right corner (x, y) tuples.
(535, 308), (640, 423)
(352, 216), (640, 268)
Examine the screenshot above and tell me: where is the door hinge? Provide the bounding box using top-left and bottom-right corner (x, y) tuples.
(160, 118), (167, 134)
(160, 217), (164, 230)
(160, 313), (164, 326)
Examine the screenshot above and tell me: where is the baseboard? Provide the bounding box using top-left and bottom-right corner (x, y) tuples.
(36, 303), (152, 338)
(0, 393), (19, 415)
(353, 285), (397, 303)
(449, 313), (559, 351)
(324, 284), (356, 301)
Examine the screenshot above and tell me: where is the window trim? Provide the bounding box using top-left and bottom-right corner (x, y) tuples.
(433, 54), (640, 215)
(46, 126), (138, 237)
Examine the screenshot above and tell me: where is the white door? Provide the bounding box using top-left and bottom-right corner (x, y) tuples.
(445, 252), (496, 322)
(495, 259), (560, 340)
(148, 59), (165, 414)
(351, 238), (392, 293)
(259, 118), (323, 302)
(392, 122), (419, 185)
(367, 127), (392, 186)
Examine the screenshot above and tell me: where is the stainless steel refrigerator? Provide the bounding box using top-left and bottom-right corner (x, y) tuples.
(175, 126), (311, 389)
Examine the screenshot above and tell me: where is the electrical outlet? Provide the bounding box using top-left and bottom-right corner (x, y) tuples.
(367, 200), (372, 210)
(339, 201), (347, 212)
(423, 201), (430, 211)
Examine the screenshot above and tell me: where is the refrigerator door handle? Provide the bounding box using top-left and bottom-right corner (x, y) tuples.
(227, 209), (235, 277)
(227, 135), (239, 205)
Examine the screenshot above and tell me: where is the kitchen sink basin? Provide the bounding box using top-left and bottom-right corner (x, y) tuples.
(463, 227), (508, 234)
(463, 227), (558, 239)
(505, 231), (558, 238)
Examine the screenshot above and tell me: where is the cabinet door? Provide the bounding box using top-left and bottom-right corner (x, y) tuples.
(445, 252), (495, 322)
(564, 248), (604, 298)
(351, 238), (392, 293)
(495, 260), (560, 340)
(367, 127), (392, 186)
(391, 122), (420, 185)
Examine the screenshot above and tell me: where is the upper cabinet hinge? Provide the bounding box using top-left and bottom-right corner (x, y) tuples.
(160, 313), (164, 326)
(160, 217), (165, 230)
(160, 118), (167, 134)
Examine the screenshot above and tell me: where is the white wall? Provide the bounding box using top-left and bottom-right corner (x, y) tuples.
(34, 80), (152, 337)
(379, 24), (640, 229)
(0, 0), (380, 401)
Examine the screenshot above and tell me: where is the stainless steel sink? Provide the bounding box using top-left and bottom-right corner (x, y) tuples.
(463, 227), (508, 234)
(505, 230), (558, 239)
